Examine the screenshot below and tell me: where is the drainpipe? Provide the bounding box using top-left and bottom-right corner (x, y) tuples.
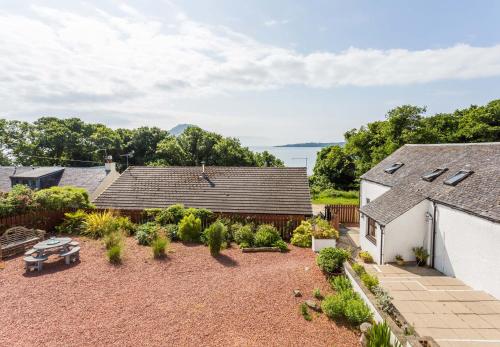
(431, 202), (437, 268)
(379, 225), (385, 265)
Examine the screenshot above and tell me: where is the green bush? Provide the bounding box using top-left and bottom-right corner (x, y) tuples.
(0, 184), (37, 216)
(115, 216), (136, 236)
(290, 221), (312, 247)
(344, 297), (373, 325)
(366, 321), (400, 347)
(82, 211), (118, 238)
(311, 218), (339, 240)
(204, 221), (225, 256)
(330, 275), (352, 292)
(185, 207), (213, 221)
(359, 251), (374, 263)
(352, 263), (366, 276)
(254, 224), (281, 247)
(273, 240), (289, 252)
(234, 225), (254, 246)
(56, 210), (87, 234)
(178, 214), (202, 242)
(361, 273), (379, 292)
(316, 247), (350, 274)
(239, 241), (250, 249)
(155, 204), (186, 225)
(152, 236), (169, 259)
(164, 224), (179, 241)
(136, 222), (162, 246)
(107, 244), (122, 264)
(313, 288), (322, 300)
(35, 186), (93, 210)
(103, 231), (123, 250)
(321, 290), (357, 319)
(300, 303), (312, 321)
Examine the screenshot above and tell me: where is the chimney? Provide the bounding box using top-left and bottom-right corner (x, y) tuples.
(201, 161), (205, 174)
(104, 155), (116, 173)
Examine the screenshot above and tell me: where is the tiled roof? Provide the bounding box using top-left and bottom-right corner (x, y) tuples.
(0, 166), (109, 196)
(94, 166), (313, 215)
(360, 143), (500, 223)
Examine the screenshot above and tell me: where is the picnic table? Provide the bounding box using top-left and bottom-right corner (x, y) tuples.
(24, 237), (80, 272)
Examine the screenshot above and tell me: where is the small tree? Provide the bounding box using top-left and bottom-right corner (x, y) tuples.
(178, 213), (202, 242)
(205, 221), (224, 256)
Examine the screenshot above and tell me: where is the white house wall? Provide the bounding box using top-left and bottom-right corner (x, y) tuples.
(383, 200), (430, 264)
(359, 179), (391, 264)
(434, 204), (500, 299)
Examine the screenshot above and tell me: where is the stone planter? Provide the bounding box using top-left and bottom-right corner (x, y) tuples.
(312, 237), (336, 252)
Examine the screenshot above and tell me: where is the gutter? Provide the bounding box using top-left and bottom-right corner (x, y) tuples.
(380, 225), (385, 265)
(431, 201), (437, 268)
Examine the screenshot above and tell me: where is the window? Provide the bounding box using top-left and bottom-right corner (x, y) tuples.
(366, 217), (376, 244)
(422, 168), (448, 182)
(384, 162), (404, 174)
(444, 170), (473, 186)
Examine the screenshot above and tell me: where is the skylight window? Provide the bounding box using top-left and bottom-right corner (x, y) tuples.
(384, 162), (404, 174)
(422, 168), (448, 182)
(444, 170), (473, 186)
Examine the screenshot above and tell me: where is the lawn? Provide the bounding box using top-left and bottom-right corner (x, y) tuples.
(0, 237), (359, 347)
(311, 189), (359, 205)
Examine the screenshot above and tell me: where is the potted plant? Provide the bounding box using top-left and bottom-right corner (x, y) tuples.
(395, 254), (404, 266)
(412, 246), (429, 266)
(311, 219), (339, 252)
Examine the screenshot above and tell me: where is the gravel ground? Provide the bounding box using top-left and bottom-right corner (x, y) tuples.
(0, 237), (359, 347)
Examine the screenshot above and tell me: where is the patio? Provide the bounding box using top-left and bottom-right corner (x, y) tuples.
(364, 263), (500, 346)
(0, 237), (358, 347)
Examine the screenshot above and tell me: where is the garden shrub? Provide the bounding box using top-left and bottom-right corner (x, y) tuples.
(359, 251), (374, 263)
(316, 247), (350, 274)
(321, 290), (357, 319)
(352, 263), (366, 276)
(204, 221), (225, 256)
(239, 241), (250, 249)
(311, 218), (339, 239)
(228, 222), (243, 242)
(366, 321), (401, 347)
(56, 210), (87, 234)
(290, 221), (312, 247)
(313, 288), (322, 300)
(107, 244), (122, 264)
(103, 230), (123, 250)
(152, 236), (169, 259)
(35, 186), (93, 210)
(361, 273), (379, 292)
(234, 224), (254, 246)
(164, 224), (179, 241)
(185, 207), (213, 221)
(136, 222), (162, 246)
(82, 211), (118, 238)
(344, 297), (373, 325)
(373, 286), (394, 315)
(330, 275), (352, 292)
(273, 239), (289, 252)
(0, 184), (37, 216)
(300, 303), (312, 321)
(114, 216), (136, 236)
(254, 224), (281, 247)
(178, 213), (202, 242)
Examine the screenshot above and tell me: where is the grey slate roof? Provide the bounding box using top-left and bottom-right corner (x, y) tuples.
(360, 143), (500, 224)
(0, 166), (109, 196)
(94, 166), (313, 215)
(11, 167), (64, 178)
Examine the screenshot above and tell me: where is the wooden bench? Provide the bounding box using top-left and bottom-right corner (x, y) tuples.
(0, 227), (46, 259)
(60, 246), (80, 265)
(24, 255), (48, 272)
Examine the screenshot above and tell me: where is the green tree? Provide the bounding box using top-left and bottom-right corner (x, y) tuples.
(312, 145), (356, 190)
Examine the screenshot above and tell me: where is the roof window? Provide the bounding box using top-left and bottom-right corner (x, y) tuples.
(444, 170), (473, 186)
(384, 162), (404, 174)
(422, 168), (448, 182)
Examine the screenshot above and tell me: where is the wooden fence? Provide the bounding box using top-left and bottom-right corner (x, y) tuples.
(325, 204), (360, 227)
(0, 209), (306, 241)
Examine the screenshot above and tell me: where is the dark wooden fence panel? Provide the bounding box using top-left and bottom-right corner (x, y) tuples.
(325, 204), (359, 226)
(0, 210), (68, 234)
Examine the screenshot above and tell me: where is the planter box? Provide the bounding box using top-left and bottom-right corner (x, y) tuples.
(312, 237), (336, 252)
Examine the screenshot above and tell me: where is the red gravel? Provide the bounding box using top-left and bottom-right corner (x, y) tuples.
(0, 237), (359, 346)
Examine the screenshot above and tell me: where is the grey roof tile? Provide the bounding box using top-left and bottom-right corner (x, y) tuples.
(94, 166), (313, 215)
(360, 143), (500, 223)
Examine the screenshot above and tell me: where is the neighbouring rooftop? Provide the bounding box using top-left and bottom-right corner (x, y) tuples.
(360, 143), (500, 224)
(94, 166), (313, 215)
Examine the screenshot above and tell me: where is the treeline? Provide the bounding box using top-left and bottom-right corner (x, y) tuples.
(312, 99), (500, 191)
(0, 118), (283, 169)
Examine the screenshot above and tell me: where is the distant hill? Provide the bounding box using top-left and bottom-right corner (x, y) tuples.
(275, 142), (345, 148)
(169, 124), (196, 136)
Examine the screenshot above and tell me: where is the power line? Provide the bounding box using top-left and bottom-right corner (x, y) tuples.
(17, 154), (102, 165)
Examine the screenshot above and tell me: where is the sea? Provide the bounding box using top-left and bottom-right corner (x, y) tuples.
(249, 146), (323, 176)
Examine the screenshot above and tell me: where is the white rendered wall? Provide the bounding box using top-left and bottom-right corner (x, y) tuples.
(434, 204), (500, 299)
(383, 200), (430, 264)
(359, 180), (391, 264)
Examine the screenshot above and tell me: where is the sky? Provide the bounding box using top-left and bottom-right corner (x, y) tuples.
(0, 0), (499, 146)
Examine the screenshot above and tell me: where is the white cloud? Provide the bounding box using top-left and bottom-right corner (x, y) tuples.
(264, 19), (289, 27)
(0, 3), (500, 125)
